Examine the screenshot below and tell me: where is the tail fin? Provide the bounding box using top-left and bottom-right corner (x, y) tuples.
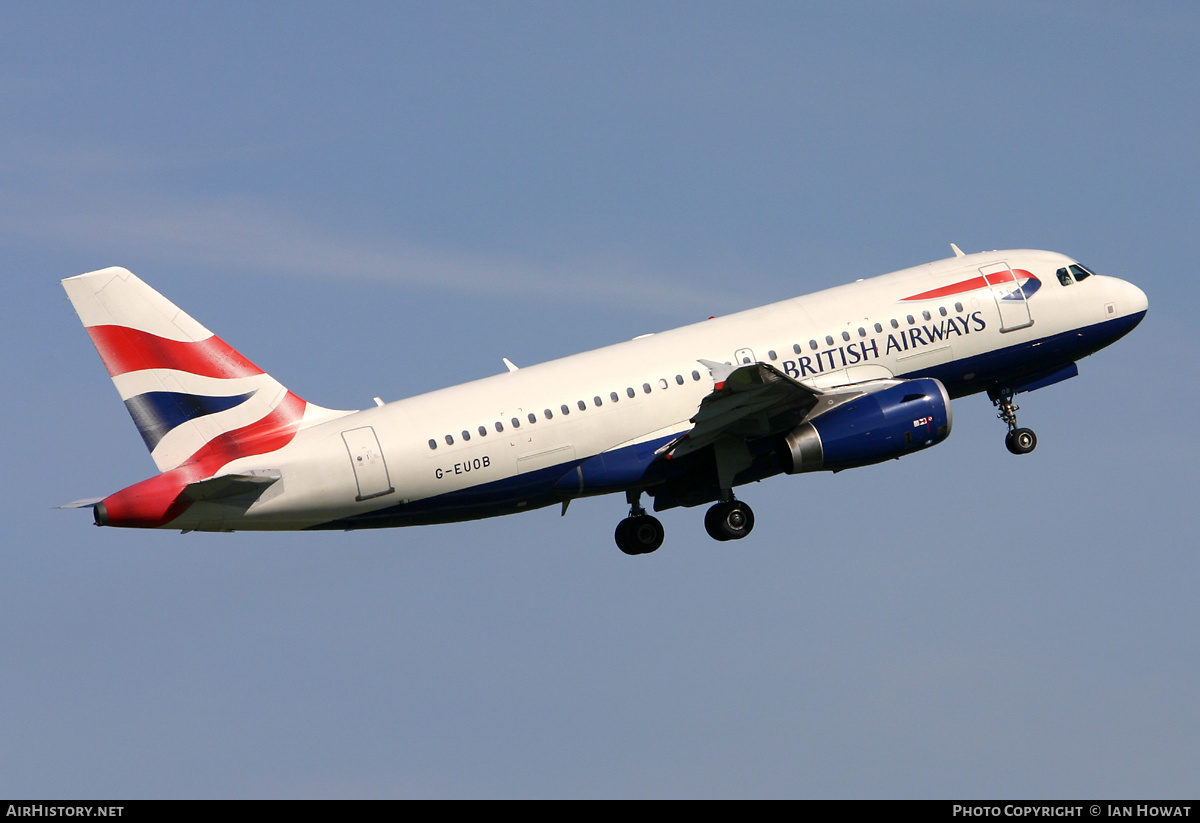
(62, 267), (348, 473)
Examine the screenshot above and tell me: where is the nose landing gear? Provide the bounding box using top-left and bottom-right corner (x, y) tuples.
(990, 387), (1037, 455)
(1005, 427), (1037, 455)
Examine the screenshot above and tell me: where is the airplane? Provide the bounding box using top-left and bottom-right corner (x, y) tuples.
(60, 245), (1147, 554)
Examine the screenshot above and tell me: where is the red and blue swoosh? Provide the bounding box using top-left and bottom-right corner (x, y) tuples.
(902, 269), (1041, 303)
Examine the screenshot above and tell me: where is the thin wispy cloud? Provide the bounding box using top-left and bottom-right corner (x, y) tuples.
(2, 143), (750, 316)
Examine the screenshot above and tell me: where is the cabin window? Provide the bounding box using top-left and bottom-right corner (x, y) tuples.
(922, 310), (931, 321)
(939, 306), (947, 317)
(643, 383), (652, 394)
(626, 387), (635, 398)
(692, 370), (701, 381)
(954, 302), (963, 313)
(461, 430), (471, 441)
(478, 426), (487, 437)
(858, 327), (866, 338)
(561, 404), (570, 415)
(809, 340), (818, 350)
(428, 439), (437, 450)
(495, 421), (504, 433)
(511, 417), (521, 428)
(610, 392), (620, 403)
(891, 318), (899, 329)
(544, 409), (553, 419)
(445, 434), (454, 445)
(874, 322), (883, 333)
(675, 374), (684, 385)
(659, 378), (669, 390)
(768, 350), (777, 360)
(906, 315), (915, 325)
(841, 331), (850, 342)
(528, 412), (537, 424)
(578, 400), (587, 411)
(594, 396), (603, 407)
(793, 343), (802, 354)
(825, 335), (834, 346)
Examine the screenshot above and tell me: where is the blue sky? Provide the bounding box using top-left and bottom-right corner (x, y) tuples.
(2, 2), (1197, 798)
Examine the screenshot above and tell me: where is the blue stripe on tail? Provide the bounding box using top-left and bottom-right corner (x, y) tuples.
(124, 390), (257, 451)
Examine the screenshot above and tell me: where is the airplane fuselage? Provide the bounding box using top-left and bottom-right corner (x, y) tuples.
(115, 248), (1143, 535)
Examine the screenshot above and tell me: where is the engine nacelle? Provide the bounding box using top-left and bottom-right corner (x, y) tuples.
(777, 377), (952, 473)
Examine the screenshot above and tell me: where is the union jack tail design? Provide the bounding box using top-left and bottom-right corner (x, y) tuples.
(62, 267), (345, 475)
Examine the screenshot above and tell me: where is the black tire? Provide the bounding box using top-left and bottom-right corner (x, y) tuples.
(615, 514), (664, 555)
(704, 501), (755, 541)
(1005, 427), (1037, 455)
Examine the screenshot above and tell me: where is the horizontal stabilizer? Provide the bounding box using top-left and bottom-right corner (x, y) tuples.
(56, 497), (104, 510)
(180, 471), (281, 502)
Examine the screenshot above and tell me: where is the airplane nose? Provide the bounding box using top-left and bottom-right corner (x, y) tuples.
(1103, 276), (1148, 322)
(1126, 281), (1149, 316)
(1113, 278), (1149, 325)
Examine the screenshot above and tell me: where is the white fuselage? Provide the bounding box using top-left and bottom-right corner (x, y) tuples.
(164, 249), (1146, 531)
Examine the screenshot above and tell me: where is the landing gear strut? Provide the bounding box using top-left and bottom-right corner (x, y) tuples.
(703, 437), (756, 542)
(614, 490), (664, 555)
(990, 387), (1037, 455)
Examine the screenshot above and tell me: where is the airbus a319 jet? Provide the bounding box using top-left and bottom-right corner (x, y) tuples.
(60, 245), (1147, 554)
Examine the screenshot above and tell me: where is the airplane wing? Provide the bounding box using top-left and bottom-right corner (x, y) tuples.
(665, 360), (899, 459)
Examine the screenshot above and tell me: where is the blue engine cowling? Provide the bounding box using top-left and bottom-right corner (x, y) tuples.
(777, 377), (952, 473)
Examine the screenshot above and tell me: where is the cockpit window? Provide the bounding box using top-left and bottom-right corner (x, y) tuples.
(1057, 263), (1095, 286)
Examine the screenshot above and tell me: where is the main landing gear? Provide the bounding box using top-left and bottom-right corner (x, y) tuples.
(703, 499), (755, 542)
(702, 438), (755, 542)
(990, 387), (1037, 455)
(613, 491), (756, 554)
(614, 490), (665, 556)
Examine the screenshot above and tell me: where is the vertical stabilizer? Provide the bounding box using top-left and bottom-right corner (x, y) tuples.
(62, 267), (347, 473)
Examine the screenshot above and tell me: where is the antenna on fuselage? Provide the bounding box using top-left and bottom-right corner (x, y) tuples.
(950, 243), (966, 257)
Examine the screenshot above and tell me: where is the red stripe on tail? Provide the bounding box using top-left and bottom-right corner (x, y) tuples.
(86, 325), (265, 379)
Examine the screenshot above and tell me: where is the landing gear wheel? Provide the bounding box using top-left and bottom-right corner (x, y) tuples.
(991, 387), (1037, 457)
(615, 514), (665, 555)
(704, 500), (755, 542)
(1005, 427), (1037, 455)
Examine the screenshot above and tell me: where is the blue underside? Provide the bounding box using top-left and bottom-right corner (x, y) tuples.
(308, 311), (1144, 530)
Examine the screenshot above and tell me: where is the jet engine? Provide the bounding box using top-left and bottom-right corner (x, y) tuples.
(777, 377), (952, 473)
